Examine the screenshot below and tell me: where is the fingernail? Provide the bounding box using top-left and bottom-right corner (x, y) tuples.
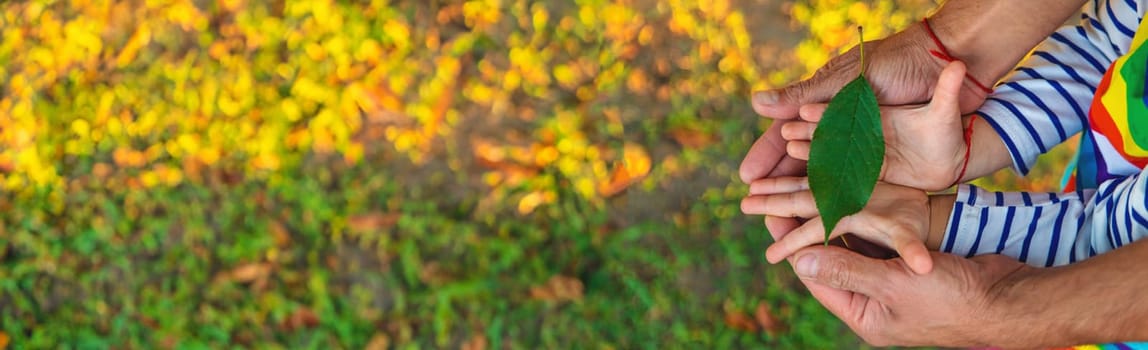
(795, 254), (819, 278)
(754, 90), (779, 105)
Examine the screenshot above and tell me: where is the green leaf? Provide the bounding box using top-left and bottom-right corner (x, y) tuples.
(807, 75), (883, 243)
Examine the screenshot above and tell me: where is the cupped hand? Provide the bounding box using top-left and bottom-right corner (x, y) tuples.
(741, 177), (933, 274)
(791, 245), (1031, 347)
(781, 61), (971, 191)
(741, 23), (991, 185)
(740, 23), (989, 241)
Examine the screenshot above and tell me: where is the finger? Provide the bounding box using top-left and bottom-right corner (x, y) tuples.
(792, 245), (892, 297)
(797, 104), (827, 123)
(781, 121), (817, 141)
(957, 81), (990, 115)
(748, 176), (809, 195)
(836, 214), (933, 274)
(787, 141), (811, 160)
(929, 61), (967, 117)
(792, 247), (875, 334)
(801, 279), (868, 333)
(739, 122), (788, 184)
(752, 53), (858, 119)
(766, 155), (806, 178)
(764, 215), (802, 242)
(896, 238), (934, 275)
(870, 221), (935, 275)
(765, 217), (833, 264)
(752, 89), (800, 120)
(740, 191), (819, 218)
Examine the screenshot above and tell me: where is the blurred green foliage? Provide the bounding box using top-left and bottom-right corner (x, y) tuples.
(0, 0), (1069, 348)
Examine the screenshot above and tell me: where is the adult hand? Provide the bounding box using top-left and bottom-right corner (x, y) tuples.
(739, 23), (991, 240)
(790, 245), (1031, 347)
(739, 22), (991, 185)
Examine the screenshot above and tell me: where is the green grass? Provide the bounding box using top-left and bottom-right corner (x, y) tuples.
(0, 0), (975, 348)
(1, 138), (865, 348)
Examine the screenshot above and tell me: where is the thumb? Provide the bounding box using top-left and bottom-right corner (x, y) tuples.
(928, 61), (967, 116)
(892, 235), (934, 275)
(753, 59), (857, 120)
(792, 245), (890, 297)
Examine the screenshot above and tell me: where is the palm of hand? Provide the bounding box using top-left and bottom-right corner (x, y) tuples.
(783, 61), (972, 191)
(844, 182), (932, 273)
(860, 183), (930, 239)
(880, 104), (967, 191)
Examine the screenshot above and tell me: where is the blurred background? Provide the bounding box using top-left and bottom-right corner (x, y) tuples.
(0, 0), (1074, 348)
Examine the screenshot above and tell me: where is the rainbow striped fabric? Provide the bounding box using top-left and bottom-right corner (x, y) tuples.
(1058, 344), (1148, 350)
(1055, 8), (1148, 349)
(1066, 18), (1148, 192)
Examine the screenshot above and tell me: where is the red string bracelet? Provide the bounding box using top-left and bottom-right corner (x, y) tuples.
(921, 18), (995, 94)
(954, 114), (977, 187)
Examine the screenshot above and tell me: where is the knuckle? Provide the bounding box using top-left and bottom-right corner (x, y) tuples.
(780, 122), (800, 140)
(782, 192), (802, 217)
(780, 80), (810, 103)
(785, 142), (801, 158)
(821, 257), (854, 288)
(820, 50), (859, 76)
(800, 122), (816, 138)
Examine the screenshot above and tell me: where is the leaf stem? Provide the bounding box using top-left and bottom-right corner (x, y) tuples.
(858, 26), (865, 76)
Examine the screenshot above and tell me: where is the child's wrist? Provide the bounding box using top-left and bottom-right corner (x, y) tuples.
(926, 194), (957, 251)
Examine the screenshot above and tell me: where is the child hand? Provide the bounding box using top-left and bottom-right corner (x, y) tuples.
(741, 177), (934, 274)
(780, 61), (970, 192)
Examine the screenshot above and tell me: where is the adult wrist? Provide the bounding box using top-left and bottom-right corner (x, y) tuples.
(927, 12), (1000, 85)
(976, 266), (1035, 346)
(980, 265), (1078, 348)
(926, 0), (1091, 86)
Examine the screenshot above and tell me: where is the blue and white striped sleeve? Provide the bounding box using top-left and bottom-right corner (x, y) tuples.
(976, 2), (1130, 175)
(941, 171), (1148, 267)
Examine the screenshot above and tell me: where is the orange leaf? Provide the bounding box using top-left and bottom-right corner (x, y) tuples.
(472, 138), (508, 168)
(268, 220), (291, 247)
(669, 127), (716, 148)
(226, 263), (271, 283)
(347, 213), (401, 232)
(91, 162), (112, 178)
(181, 157), (204, 184)
(529, 275), (584, 302)
(279, 307), (320, 332)
(598, 143), (651, 197)
(724, 311), (758, 332)
(755, 303), (784, 335)
(516, 191), (550, 215)
(112, 147), (146, 168)
(0, 332), (8, 349)
(461, 334), (488, 350)
(364, 333), (390, 350)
